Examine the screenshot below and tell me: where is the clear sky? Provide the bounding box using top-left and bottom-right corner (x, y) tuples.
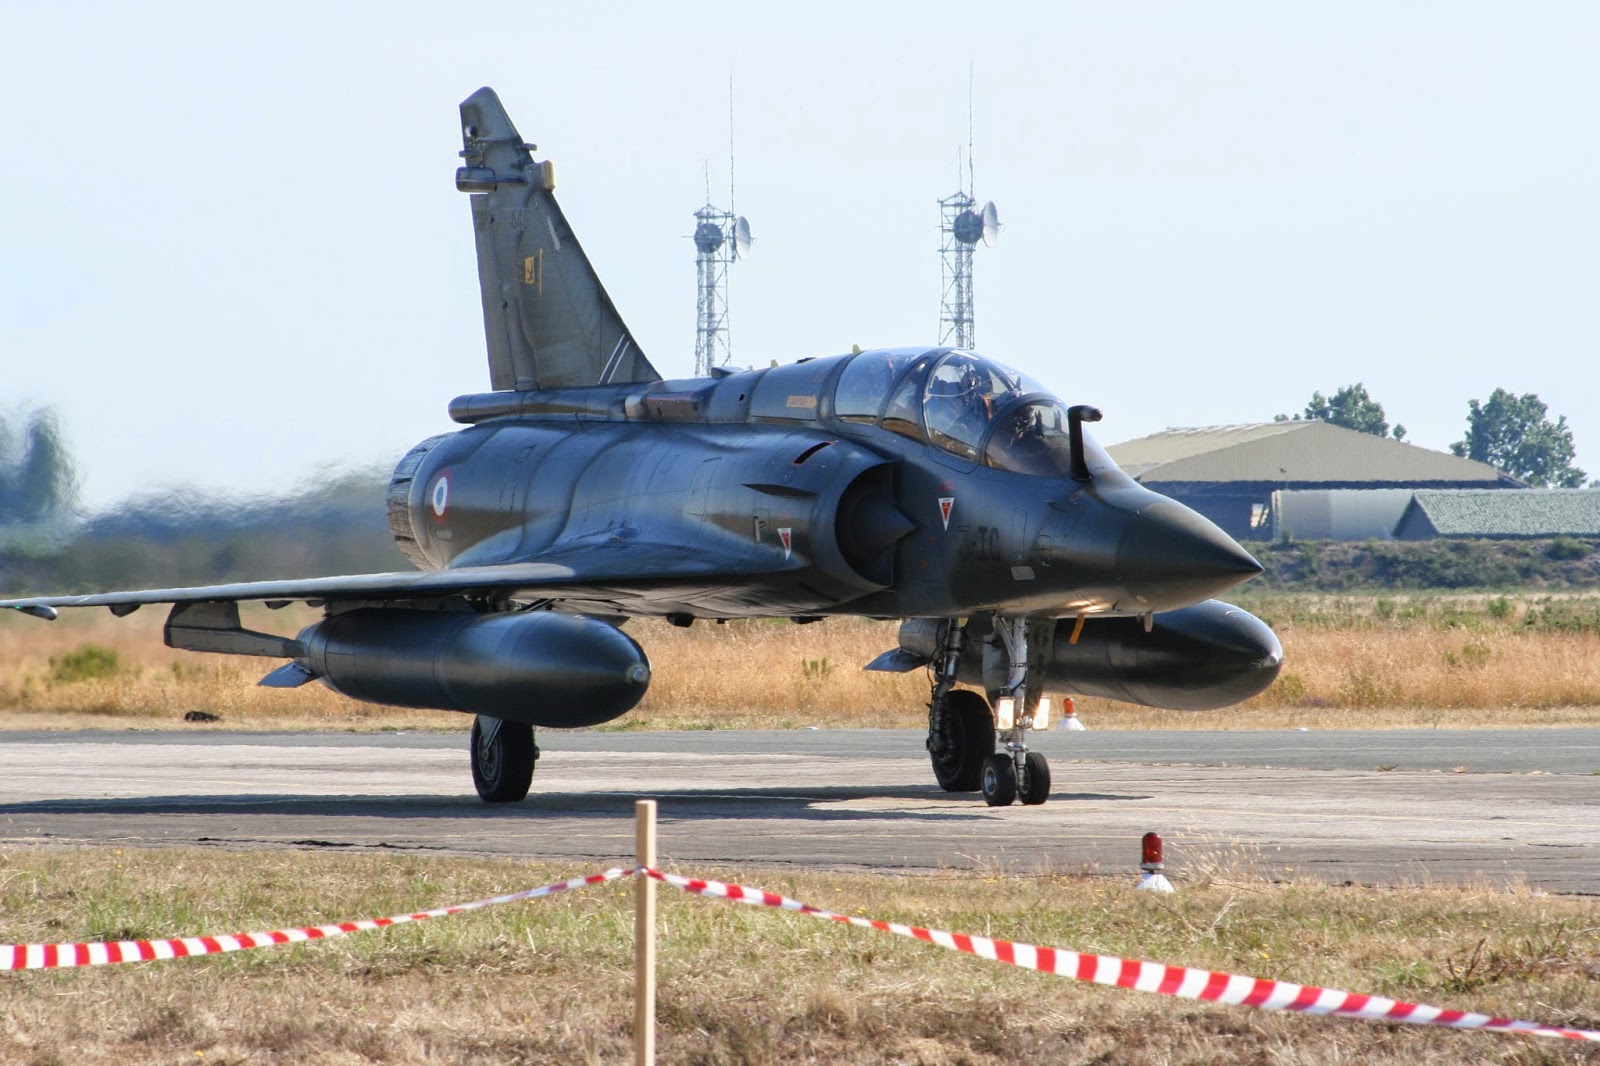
(3, 2), (1596, 509)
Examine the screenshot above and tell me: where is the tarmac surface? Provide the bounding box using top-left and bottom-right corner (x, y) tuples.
(0, 727), (1594, 893)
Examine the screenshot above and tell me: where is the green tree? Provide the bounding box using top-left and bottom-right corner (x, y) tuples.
(1279, 383), (1406, 439)
(1450, 388), (1586, 487)
(0, 407), (78, 525)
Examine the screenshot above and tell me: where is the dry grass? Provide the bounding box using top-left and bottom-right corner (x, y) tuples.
(2, 596), (1599, 732)
(0, 847), (1595, 1064)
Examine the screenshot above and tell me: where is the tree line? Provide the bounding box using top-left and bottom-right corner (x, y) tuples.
(1, 405), (402, 595)
(1277, 384), (1588, 488)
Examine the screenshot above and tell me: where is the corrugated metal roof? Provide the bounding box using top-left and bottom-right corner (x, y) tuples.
(1107, 421), (1510, 485)
(1401, 489), (1600, 536)
(1107, 423), (1304, 478)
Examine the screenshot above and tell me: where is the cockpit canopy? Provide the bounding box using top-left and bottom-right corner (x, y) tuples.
(832, 349), (1082, 477)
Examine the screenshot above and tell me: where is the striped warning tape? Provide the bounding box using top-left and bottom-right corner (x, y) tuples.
(3, 864), (1594, 1043)
(645, 868), (1600, 1044)
(0, 868), (627, 971)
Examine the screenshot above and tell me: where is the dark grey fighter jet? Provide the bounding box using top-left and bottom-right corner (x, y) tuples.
(3, 88), (1281, 807)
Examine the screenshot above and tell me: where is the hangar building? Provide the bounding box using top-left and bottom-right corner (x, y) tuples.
(1107, 421), (1519, 541)
(1394, 489), (1600, 540)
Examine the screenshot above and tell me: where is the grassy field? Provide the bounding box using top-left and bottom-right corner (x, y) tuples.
(0, 847), (1594, 1064)
(2, 594), (1599, 731)
(3, 595), (1595, 1063)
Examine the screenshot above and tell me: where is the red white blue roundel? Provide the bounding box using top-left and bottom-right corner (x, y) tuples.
(429, 471), (451, 520)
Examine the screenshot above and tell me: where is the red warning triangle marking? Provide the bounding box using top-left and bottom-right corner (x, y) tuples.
(938, 497), (954, 531)
(778, 527), (793, 559)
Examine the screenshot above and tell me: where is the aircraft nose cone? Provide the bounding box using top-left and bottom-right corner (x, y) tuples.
(1116, 500), (1264, 611)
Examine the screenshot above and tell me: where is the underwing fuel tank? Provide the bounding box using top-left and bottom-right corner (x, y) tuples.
(294, 609), (650, 727)
(1011, 600), (1283, 711)
(891, 600), (1281, 711)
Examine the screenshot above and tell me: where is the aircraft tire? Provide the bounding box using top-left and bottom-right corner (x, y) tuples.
(981, 753), (1017, 807)
(1019, 752), (1051, 805)
(471, 715), (536, 803)
(928, 689), (994, 792)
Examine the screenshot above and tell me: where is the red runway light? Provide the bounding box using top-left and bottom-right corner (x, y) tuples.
(1141, 832), (1164, 870)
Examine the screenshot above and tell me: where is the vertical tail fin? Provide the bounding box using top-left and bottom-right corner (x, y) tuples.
(456, 87), (661, 390)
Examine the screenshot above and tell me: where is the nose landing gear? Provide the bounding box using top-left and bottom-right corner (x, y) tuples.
(924, 616), (1053, 806)
(988, 616), (1052, 806)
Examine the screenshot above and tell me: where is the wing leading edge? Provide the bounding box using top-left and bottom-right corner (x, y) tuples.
(0, 541), (797, 616)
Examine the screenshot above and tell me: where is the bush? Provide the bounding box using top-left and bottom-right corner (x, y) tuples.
(801, 657), (832, 681)
(1252, 537), (1600, 592)
(1523, 601), (1600, 632)
(49, 643), (121, 683)
(1547, 536), (1590, 561)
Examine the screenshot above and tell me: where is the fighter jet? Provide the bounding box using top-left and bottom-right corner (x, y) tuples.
(2, 88), (1281, 807)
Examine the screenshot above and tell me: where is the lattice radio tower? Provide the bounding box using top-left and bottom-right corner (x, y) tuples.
(692, 88), (752, 377)
(938, 78), (999, 349)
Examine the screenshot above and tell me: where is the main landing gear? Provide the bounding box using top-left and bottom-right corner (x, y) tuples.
(470, 714), (538, 803)
(925, 616), (1052, 807)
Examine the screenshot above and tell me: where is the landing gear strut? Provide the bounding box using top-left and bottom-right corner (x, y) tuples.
(470, 714), (538, 803)
(926, 623), (994, 791)
(988, 616), (1052, 807)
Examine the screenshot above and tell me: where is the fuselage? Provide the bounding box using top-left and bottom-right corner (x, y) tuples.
(390, 347), (1262, 621)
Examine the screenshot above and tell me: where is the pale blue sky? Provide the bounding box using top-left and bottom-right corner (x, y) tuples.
(3, 2), (1596, 507)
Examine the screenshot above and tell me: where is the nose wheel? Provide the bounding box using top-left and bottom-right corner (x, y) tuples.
(1019, 751), (1051, 805)
(981, 753), (1016, 806)
(983, 750), (1051, 807)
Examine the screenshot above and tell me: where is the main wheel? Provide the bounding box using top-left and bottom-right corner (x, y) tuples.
(981, 753), (1018, 807)
(1019, 752), (1051, 805)
(470, 715), (536, 803)
(928, 689), (994, 792)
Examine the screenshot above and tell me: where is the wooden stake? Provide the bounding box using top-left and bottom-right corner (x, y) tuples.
(634, 799), (657, 1066)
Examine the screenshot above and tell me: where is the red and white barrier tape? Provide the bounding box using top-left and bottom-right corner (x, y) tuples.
(1, 868), (627, 971)
(4, 863), (1593, 1043)
(645, 868), (1600, 1044)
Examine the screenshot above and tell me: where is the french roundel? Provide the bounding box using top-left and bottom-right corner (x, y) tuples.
(430, 471), (451, 519)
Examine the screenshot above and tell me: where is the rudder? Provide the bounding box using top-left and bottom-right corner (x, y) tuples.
(456, 87), (660, 391)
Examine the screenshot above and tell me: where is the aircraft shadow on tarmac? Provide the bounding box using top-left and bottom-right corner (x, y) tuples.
(0, 786), (1148, 822)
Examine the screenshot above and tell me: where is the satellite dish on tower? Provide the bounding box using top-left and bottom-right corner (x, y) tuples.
(952, 207), (985, 245)
(693, 220), (725, 254)
(732, 216), (752, 260)
(980, 201), (1000, 247)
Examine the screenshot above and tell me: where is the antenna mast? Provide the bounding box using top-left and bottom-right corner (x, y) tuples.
(692, 79), (753, 377)
(939, 67), (998, 350)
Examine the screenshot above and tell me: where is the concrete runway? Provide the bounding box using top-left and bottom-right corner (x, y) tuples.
(0, 728), (1594, 893)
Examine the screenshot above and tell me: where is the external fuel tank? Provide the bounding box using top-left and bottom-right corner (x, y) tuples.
(296, 609), (650, 727)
